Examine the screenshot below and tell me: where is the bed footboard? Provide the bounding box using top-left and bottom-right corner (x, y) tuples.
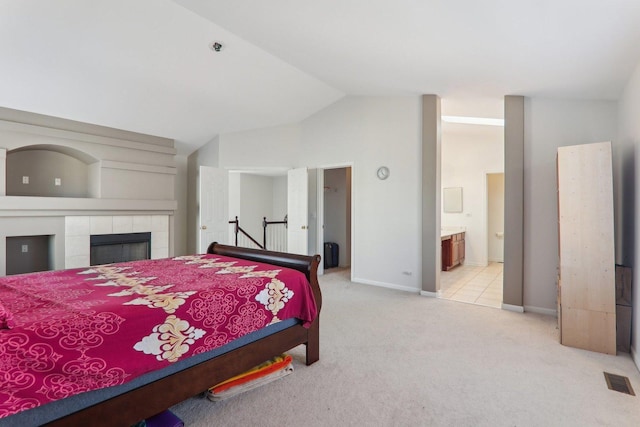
(207, 242), (322, 365)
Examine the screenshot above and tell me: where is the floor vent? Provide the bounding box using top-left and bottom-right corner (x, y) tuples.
(604, 372), (635, 396)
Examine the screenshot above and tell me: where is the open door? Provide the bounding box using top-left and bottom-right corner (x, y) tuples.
(198, 166), (229, 253)
(287, 167), (308, 255)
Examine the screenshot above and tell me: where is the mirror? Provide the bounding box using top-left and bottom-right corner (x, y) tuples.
(443, 187), (463, 213)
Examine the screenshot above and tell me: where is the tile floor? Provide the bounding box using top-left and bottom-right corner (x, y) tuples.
(439, 262), (503, 308)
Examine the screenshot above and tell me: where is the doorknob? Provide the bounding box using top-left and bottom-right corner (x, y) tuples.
(200, 225), (207, 230)
(301, 225), (307, 230)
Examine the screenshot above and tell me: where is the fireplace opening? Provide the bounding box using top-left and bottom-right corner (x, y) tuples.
(6, 235), (53, 275)
(90, 232), (151, 265)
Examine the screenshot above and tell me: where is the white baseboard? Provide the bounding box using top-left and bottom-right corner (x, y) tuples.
(524, 305), (557, 317)
(501, 303), (524, 313)
(420, 290), (442, 298)
(461, 261), (485, 267)
(631, 346), (640, 372)
(351, 277), (419, 294)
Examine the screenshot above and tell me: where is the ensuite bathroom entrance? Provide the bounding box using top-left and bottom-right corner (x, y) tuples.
(437, 99), (505, 308)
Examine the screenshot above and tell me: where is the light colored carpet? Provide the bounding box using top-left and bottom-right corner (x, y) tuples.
(171, 268), (640, 426)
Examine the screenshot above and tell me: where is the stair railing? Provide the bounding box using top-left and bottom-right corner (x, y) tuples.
(228, 216), (264, 249)
(228, 215), (289, 251)
(263, 215), (288, 252)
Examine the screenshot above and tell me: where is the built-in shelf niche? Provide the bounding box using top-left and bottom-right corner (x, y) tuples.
(5, 144), (97, 198)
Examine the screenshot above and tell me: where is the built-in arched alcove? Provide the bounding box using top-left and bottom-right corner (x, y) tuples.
(6, 144), (98, 197)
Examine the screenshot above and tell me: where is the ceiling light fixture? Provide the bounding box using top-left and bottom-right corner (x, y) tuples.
(209, 41), (224, 52)
(441, 115), (504, 126)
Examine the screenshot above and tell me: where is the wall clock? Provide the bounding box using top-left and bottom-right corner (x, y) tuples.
(376, 166), (390, 180)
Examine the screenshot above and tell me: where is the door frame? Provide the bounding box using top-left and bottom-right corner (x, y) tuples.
(432, 95), (522, 310)
(485, 171), (505, 264)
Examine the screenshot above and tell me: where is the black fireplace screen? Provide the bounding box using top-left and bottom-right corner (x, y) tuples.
(90, 232), (151, 266)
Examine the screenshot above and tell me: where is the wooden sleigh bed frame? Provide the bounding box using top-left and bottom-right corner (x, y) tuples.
(33, 243), (322, 427)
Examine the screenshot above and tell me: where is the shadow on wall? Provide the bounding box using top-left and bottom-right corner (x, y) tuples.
(621, 144), (635, 267)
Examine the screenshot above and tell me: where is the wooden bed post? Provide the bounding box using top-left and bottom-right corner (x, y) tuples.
(305, 253), (322, 365)
(306, 319), (320, 365)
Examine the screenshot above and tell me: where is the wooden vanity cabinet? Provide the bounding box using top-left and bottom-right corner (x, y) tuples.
(442, 232), (465, 271)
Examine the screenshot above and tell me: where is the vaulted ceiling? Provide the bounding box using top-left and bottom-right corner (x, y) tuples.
(2, 0), (640, 154)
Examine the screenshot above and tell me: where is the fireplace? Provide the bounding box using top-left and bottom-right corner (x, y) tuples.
(90, 232), (151, 266)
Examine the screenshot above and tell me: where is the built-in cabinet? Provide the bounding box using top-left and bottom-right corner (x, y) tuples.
(557, 141), (616, 355)
(441, 231), (465, 271)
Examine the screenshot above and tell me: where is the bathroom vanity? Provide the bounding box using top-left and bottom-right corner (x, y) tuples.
(441, 228), (465, 271)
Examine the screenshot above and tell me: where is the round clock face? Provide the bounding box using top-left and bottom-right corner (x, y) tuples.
(377, 166), (390, 180)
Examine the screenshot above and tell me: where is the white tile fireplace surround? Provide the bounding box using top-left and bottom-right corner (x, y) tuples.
(0, 197), (176, 276)
(65, 215), (169, 269)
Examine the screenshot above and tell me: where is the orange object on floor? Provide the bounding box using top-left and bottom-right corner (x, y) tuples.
(209, 354), (293, 394)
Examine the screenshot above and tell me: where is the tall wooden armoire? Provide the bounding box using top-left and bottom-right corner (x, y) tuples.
(557, 141), (616, 354)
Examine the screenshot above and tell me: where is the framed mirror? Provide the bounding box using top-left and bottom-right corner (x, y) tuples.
(443, 187), (463, 213)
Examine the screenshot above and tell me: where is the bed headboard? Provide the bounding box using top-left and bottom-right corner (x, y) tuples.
(206, 242), (320, 283)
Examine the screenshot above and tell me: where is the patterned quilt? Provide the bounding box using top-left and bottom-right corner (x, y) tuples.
(0, 254), (317, 418)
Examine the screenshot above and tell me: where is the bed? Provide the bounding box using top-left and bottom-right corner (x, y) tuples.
(0, 242), (322, 427)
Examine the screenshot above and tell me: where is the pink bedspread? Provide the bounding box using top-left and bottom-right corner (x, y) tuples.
(0, 254), (317, 418)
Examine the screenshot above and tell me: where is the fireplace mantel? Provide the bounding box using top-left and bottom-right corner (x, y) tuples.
(0, 196), (176, 216)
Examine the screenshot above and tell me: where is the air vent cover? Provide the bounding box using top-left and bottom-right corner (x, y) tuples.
(604, 372), (635, 396)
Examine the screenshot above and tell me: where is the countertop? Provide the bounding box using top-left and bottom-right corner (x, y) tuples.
(441, 227), (466, 238)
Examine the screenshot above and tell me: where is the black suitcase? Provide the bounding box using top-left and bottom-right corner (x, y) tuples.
(324, 242), (339, 269)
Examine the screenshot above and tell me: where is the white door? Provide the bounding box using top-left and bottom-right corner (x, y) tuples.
(287, 167), (308, 255)
(199, 166), (229, 253)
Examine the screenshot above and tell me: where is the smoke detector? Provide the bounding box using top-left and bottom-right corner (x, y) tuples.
(209, 41), (224, 52)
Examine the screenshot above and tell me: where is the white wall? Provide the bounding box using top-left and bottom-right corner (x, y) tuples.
(272, 176), (288, 220)
(618, 60), (640, 369)
(441, 123), (503, 266)
(173, 154), (188, 256)
(219, 125), (299, 168)
(215, 96), (422, 291)
(523, 98), (618, 313)
(228, 172), (241, 221)
(487, 173), (505, 263)
(239, 174), (274, 241)
(301, 97), (421, 290)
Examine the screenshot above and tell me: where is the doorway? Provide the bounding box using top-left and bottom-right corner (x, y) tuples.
(320, 167), (352, 275)
(220, 166), (353, 272)
(487, 173), (504, 263)
(437, 99), (504, 308)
